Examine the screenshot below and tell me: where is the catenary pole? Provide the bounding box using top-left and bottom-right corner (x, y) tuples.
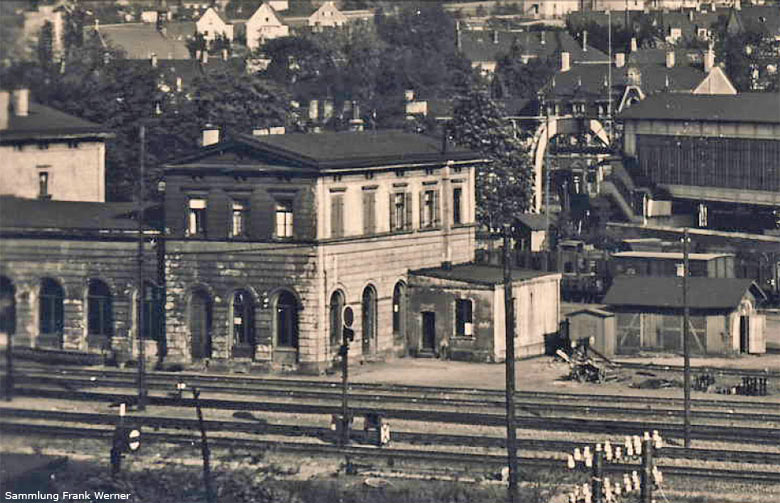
(503, 224), (519, 503)
(683, 228), (691, 447)
(137, 124), (147, 411)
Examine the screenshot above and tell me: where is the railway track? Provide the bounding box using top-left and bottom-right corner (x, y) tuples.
(7, 385), (780, 445)
(3, 420), (780, 485)
(3, 408), (779, 465)
(10, 366), (780, 414)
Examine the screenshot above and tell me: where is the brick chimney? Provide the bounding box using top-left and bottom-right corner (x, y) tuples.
(222, 48), (228, 61)
(704, 47), (715, 73)
(176, 76), (182, 92)
(151, 53), (158, 68)
(493, 30), (499, 44)
(630, 37), (638, 53)
(615, 52), (625, 68)
(0, 91), (9, 130)
(540, 30), (546, 45)
(201, 125), (219, 146)
(456, 20), (461, 50)
(405, 89), (415, 102)
(666, 51), (675, 68)
(561, 52), (570, 72)
(349, 101), (363, 131)
(12, 89), (29, 117)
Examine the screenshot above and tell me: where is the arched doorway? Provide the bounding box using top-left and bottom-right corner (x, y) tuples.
(190, 290), (212, 359)
(39, 278), (64, 348)
(0, 277), (16, 337)
(276, 291), (299, 350)
(392, 282), (406, 342)
(232, 290), (255, 358)
(87, 279), (113, 351)
(329, 290), (345, 349)
(361, 285), (377, 355)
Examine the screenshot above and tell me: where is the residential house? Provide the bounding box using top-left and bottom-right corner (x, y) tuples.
(602, 276), (767, 355)
(245, 2), (290, 50)
(196, 6), (234, 41)
(0, 90), (112, 202)
(308, 1), (347, 31)
(407, 265), (561, 361)
(22, 4), (64, 59)
(161, 129), (482, 372)
(521, 0), (580, 19)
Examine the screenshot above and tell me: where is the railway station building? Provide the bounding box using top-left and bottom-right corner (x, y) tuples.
(160, 129), (483, 373)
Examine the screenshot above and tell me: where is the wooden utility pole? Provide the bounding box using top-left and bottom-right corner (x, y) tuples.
(137, 124), (147, 411)
(682, 228), (691, 448)
(502, 224), (519, 503)
(193, 388), (215, 503)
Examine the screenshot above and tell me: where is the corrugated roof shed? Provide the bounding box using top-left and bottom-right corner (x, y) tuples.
(0, 103), (111, 142)
(617, 93), (780, 124)
(602, 276), (763, 310)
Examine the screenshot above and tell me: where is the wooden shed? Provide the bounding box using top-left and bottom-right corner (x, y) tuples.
(566, 308), (616, 357)
(603, 277), (767, 356)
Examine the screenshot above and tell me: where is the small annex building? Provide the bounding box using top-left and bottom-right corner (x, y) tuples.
(407, 264), (561, 362)
(566, 308), (616, 357)
(602, 276), (767, 356)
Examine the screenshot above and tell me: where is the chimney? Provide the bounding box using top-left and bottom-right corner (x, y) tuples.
(201, 50), (208, 64)
(322, 99), (333, 121)
(12, 89), (29, 117)
(0, 91), (9, 130)
(201, 125), (219, 146)
(688, 10), (694, 21)
(615, 52), (625, 68)
(456, 20), (461, 50)
(308, 99), (319, 121)
(222, 48), (228, 61)
(349, 101), (363, 131)
(493, 30), (499, 44)
(540, 30), (546, 45)
(176, 76), (182, 92)
(582, 30), (588, 51)
(665, 50), (675, 68)
(150, 53), (158, 68)
(630, 37), (638, 53)
(253, 128), (270, 136)
(704, 47), (715, 72)
(561, 52), (570, 72)
(404, 89), (415, 102)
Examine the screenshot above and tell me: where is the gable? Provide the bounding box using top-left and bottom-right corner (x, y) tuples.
(693, 67), (738, 95)
(248, 4), (282, 27)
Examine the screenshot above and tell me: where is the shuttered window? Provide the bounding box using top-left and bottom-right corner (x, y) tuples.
(363, 191), (376, 234)
(331, 194), (344, 237)
(390, 192), (412, 231)
(420, 189), (440, 228)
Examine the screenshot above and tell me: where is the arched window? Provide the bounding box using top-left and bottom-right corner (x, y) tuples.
(329, 290), (345, 348)
(0, 277), (15, 335)
(361, 285), (377, 355)
(141, 281), (163, 341)
(190, 290), (212, 359)
(40, 278), (64, 347)
(276, 291), (299, 348)
(232, 290), (255, 357)
(87, 279), (113, 337)
(392, 282), (406, 339)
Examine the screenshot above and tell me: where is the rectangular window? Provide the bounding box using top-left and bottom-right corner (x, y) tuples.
(453, 187), (462, 225)
(455, 299), (473, 337)
(230, 200), (248, 238)
(420, 189), (440, 228)
(187, 198), (207, 237)
(389, 192), (412, 231)
(330, 194), (344, 237)
(38, 171), (50, 199)
(275, 199), (294, 238)
(363, 190), (376, 234)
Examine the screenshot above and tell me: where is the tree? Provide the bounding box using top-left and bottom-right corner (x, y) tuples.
(448, 85), (533, 229)
(495, 43), (557, 100)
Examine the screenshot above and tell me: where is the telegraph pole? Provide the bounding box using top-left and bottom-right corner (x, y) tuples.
(137, 124), (147, 411)
(682, 228), (691, 448)
(502, 223), (519, 503)
(340, 306), (354, 447)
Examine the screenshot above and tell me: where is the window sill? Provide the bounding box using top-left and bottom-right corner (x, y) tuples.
(417, 225), (442, 233)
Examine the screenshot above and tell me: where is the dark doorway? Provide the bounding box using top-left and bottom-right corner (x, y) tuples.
(190, 290), (212, 359)
(0, 277), (16, 336)
(422, 311), (436, 352)
(39, 278), (64, 348)
(276, 291), (299, 350)
(362, 286), (377, 355)
(740, 316), (749, 353)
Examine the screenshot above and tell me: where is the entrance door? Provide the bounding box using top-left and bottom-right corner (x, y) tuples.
(191, 291), (212, 359)
(740, 316), (749, 354)
(422, 312), (436, 352)
(361, 286), (377, 355)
